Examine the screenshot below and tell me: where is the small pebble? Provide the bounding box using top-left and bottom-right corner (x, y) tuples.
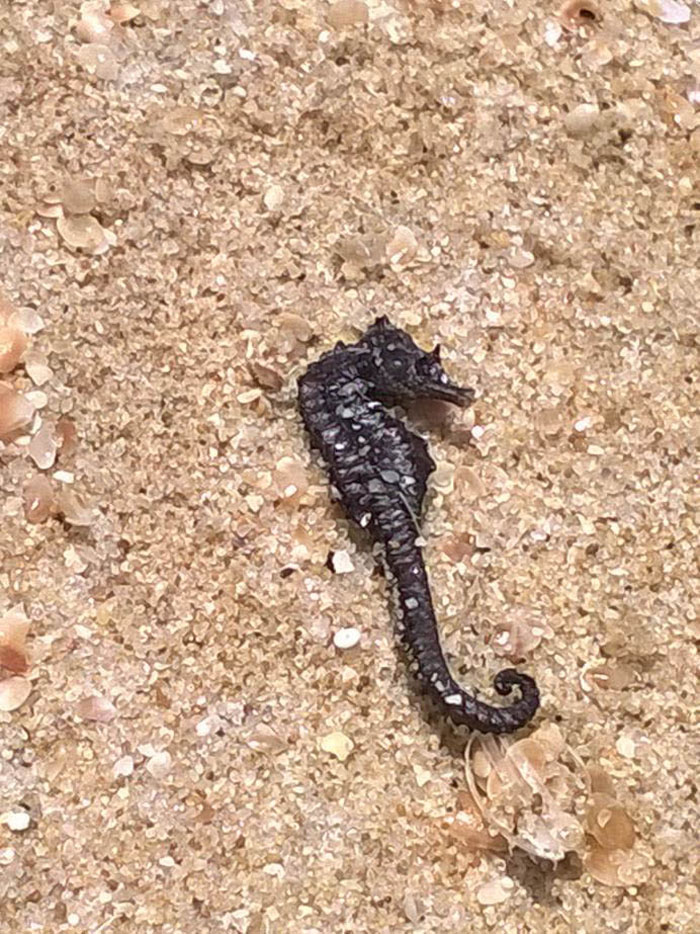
(327, 550), (355, 574)
(0, 388), (34, 440)
(28, 424), (58, 470)
(263, 185), (285, 211)
(146, 750), (173, 779)
(24, 351), (53, 386)
(476, 876), (515, 906)
(616, 734), (637, 759)
(2, 810), (30, 832)
(508, 248), (535, 269)
(75, 695), (117, 722)
(333, 627), (361, 649)
(113, 755), (134, 778)
(565, 103), (600, 137)
(319, 730), (354, 762)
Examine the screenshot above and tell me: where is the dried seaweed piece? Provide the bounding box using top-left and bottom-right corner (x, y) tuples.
(298, 317), (539, 733)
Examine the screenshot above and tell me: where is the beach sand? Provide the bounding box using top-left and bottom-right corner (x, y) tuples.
(1, 2), (697, 931)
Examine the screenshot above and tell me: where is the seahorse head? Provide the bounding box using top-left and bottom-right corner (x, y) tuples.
(359, 316), (475, 407)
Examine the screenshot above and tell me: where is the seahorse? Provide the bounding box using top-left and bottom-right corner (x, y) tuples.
(298, 316), (540, 734)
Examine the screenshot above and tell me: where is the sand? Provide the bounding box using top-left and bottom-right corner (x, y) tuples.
(0, 1), (698, 932)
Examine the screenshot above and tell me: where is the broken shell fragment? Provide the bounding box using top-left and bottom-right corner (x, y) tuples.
(76, 43), (120, 81)
(0, 325), (27, 374)
(319, 730), (354, 761)
(28, 423), (58, 470)
(109, 3), (141, 25)
(24, 351), (53, 386)
(0, 616), (30, 674)
(634, 0), (690, 25)
(327, 550), (355, 574)
(492, 618), (543, 662)
(333, 627), (361, 649)
(465, 726), (587, 862)
(76, 8), (114, 44)
(56, 417), (79, 458)
(476, 876), (515, 906)
(23, 475), (55, 523)
(277, 312), (313, 343)
(327, 0), (369, 29)
(76, 695), (117, 722)
(273, 456), (309, 503)
(57, 488), (97, 526)
(583, 844), (629, 886)
(0, 385), (35, 440)
(0, 676), (32, 712)
(61, 177), (96, 215)
(565, 103), (601, 137)
(585, 794), (636, 850)
(57, 214), (108, 253)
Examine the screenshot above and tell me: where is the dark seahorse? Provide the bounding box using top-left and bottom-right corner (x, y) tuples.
(298, 316), (540, 734)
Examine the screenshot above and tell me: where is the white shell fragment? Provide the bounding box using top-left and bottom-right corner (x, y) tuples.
(333, 627), (361, 649)
(327, 549), (355, 574)
(319, 730), (354, 761)
(2, 810), (31, 832)
(0, 677), (32, 712)
(634, 0), (690, 24)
